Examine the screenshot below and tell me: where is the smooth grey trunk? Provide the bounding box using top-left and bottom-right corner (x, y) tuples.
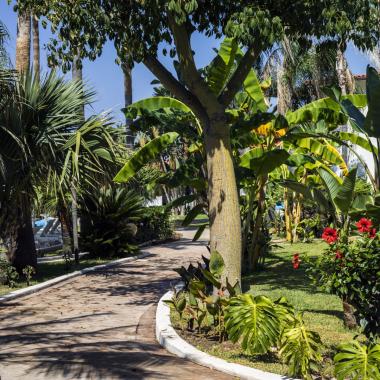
(32, 15), (40, 80)
(16, 11), (31, 73)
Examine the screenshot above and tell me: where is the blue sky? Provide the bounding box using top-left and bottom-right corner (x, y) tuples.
(1, 2), (372, 122)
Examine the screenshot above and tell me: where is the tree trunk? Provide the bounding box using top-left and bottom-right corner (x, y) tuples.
(32, 15), (40, 80)
(284, 188), (293, 243)
(16, 11), (31, 73)
(71, 52), (83, 263)
(6, 195), (37, 271)
(122, 62), (134, 148)
(342, 299), (357, 329)
(292, 194), (302, 242)
(249, 175), (267, 271)
(336, 42), (350, 165)
(204, 122), (241, 285)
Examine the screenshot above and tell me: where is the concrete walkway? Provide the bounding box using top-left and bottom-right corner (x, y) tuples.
(0, 230), (232, 380)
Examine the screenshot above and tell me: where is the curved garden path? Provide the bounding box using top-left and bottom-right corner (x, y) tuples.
(0, 229), (233, 380)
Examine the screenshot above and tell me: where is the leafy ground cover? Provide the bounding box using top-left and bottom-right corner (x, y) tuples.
(172, 240), (359, 377)
(0, 256), (116, 296)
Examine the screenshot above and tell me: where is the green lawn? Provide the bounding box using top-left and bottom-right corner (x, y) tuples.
(0, 256), (116, 296)
(173, 240), (359, 377)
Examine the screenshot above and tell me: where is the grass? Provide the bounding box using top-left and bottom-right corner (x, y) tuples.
(172, 240), (359, 377)
(0, 256), (118, 296)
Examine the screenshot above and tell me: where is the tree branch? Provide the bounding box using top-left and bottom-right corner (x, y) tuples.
(143, 55), (208, 123)
(168, 14), (221, 114)
(218, 44), (261, 107)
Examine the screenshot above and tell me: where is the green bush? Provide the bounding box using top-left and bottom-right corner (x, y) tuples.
(0, 258), (19, 287)
(307, 220), (380, 338)
(80, 185), (145, 257)
(134, 206), (174, 243)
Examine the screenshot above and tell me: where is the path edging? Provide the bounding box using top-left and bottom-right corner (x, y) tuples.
(0, 251), (151, 303)
(156, 290), (293, 380)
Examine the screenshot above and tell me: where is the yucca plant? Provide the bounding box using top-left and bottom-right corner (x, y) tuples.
(225, 294), (280, 355)
(279, 313), (322, 379)
(334, 340), (380, 380)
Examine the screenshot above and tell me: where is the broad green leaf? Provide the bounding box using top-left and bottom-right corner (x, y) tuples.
(193, 223), (208, 241)
(124, 96), (193, 117)
(240, 148), (290, 176)
(334, 341), (380, 380)
(114, 132), (179, 182)
(166, 194), (199, 210)
(337, 132), (377, 154)
(209, 250), (225, 277)
(365, 65), (380, 137)
(334, 167), (357, 214)
(243, 69), (268, 112)
(318, 167), (342, 204)
(286, 98), (347, 126)
(207, 38), (238, 95)
(182, 203), (205, 227)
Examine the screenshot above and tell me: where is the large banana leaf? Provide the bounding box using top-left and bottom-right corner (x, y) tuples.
(337, 132), (377, 154)
(124, 96), (193, 117)
(207, 38), (238, 96)
(294, 137), (347, 173)
(364, 66), (380, 138)
(319, 167), (357, 214)
(286, 98), (347, 126)
(240, 148), (290, 176)
(114, 132), (179, 183)
(243, 69), (268, 112)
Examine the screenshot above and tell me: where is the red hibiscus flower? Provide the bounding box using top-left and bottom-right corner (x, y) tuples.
(356, 218), (373, 233)
(369, 228), (377, 239)
(322, 227), (338, 244)
(292, 254), (301, 269)
(335, 251), (343, 259)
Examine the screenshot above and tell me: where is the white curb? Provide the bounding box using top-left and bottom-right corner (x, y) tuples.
(0, 251), (151, 303)
(156, 290), (293, 380)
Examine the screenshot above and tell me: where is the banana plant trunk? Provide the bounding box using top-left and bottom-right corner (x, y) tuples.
(6, 195), (37, 271)
(292, 194), (302, 243)
(284, 188), (293, 242)
(250, 175), (267, 271)
(204, 121), (241, 285)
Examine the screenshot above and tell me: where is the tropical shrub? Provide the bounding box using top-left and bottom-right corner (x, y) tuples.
(307, 219), (380, 338)
(134, 206), (174, 243)
(22, 265), (36, 286)
(80, 186), (145, 257)
(170, 251), (322, 378)
(334, 340), (380, 380)
(0, 258), (19, 288)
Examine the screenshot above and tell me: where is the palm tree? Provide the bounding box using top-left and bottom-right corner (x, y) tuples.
(32, 15), (40, 80)
(0, 72), (94, 269)
(15, 10), (31, 73)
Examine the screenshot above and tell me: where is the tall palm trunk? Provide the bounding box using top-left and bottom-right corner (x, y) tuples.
(122, 61), (134, 148)
(32, 15), (40, 80)
(71, 53), (83, 264)
(7, 194), (37, 271)
(16, 11), (31, 73)
(336, 42), (354, 165)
